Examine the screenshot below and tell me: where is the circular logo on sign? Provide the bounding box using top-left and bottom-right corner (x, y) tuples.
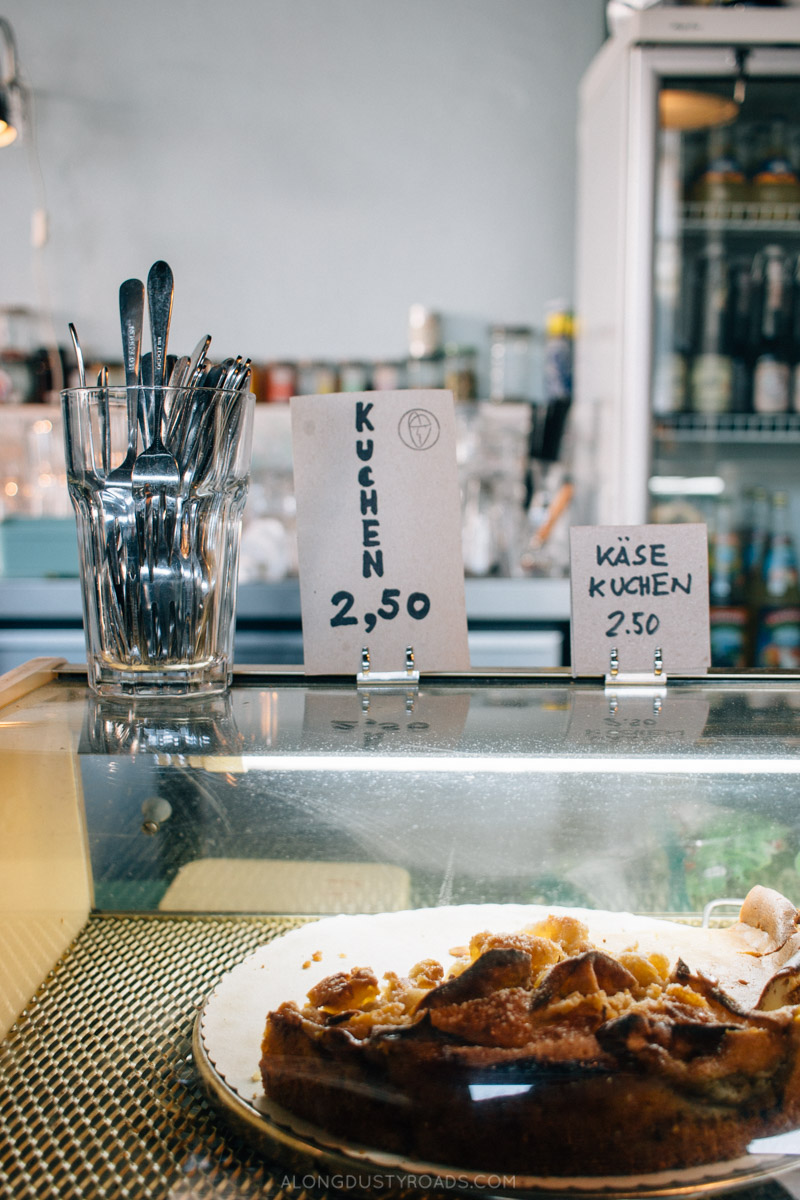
(398, 408), (440, 451)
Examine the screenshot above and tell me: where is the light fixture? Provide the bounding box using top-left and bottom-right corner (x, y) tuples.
(0, 17), (22, 147)
(659, 89), (739, 132)
(659, 49), (749, 133)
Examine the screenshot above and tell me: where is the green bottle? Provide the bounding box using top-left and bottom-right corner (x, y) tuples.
(708, 496), (749, 669)
(754, 492), (800, 669)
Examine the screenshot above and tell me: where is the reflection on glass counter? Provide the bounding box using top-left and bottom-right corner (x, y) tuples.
(37, 672), (798, 919)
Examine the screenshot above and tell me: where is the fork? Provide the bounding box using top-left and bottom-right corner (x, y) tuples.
(132, 261), (181, 661)
(98, 278), (146, 659)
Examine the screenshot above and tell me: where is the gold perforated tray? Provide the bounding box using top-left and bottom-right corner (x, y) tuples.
(0, 914), (307, 1199)
(1, 913), (798, 1200)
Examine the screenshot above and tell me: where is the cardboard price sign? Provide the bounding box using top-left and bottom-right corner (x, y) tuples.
(291, 390), (470, 675)
(569, 524), (710, 677)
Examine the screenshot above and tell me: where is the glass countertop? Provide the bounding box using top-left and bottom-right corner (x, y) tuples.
(2, 668), (799, 918)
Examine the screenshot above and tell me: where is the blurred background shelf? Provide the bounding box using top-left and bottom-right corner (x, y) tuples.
(0, 577), (570, 674)
(654, 412), (800, 443)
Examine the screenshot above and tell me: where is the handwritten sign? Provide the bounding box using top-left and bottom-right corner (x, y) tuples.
(291, 390), (470, 675)
(569, 524), (710, 677)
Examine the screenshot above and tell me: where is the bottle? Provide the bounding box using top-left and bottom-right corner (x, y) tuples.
(543, 303), (573, 402)
(743, 485), (771, 664)
(489, 325), (535, 403)
(751, 245), (791, 414)
(708, 495), (750, 669)
(443, 345), (477, 402)
(652, 238), (688, 415)
(790, 253), (800, 412)
(753, 491), (800, 669)
(727, 256), (755, 412)
(690, 126), (749, 217)
(689, 241), (733, 414)
(743, 485), (771, 588)
(408, 305), (442, 360)
(751, 118), (800, 214)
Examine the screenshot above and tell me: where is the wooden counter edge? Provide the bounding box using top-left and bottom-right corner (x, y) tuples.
(0, 656), (67, 711)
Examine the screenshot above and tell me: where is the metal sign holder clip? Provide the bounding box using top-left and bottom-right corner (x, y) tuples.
(604, 646), (667, 709)
(357, 645), (420, 711)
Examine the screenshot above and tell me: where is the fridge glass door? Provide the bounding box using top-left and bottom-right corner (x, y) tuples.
(648, 51), (800, 670)
(651, 59), (800, 499)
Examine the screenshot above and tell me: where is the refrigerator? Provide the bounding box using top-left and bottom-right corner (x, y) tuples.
(573, 5), (800, 529)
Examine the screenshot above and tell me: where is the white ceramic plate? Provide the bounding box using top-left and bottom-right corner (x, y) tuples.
(195, 907), (800, 1198)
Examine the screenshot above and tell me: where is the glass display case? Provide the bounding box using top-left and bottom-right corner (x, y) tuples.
(3, 657), (800, 1197)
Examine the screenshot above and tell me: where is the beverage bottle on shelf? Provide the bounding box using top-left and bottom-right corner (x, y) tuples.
(734, 119), (759, 188)
(690, 126), (749, 216)
(689, 241), (733, 414)
(751, 118), (800, 213)
(790, 253), (800, 412)
(652, 239), (688, 415)
(743, 485), (771, 587)
(753, 491), (800, 668)
(744, 485), (771, 664)
(543, 303), (573, 402)
(751, 245), (791, 414)
(708, 495), (750, 669)
(727, 255), (756, 412)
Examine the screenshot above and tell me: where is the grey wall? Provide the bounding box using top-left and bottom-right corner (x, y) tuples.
(0, 0), (606, 367)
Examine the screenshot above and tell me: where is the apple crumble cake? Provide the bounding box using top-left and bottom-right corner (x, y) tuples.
(260, 887), (800, 1175)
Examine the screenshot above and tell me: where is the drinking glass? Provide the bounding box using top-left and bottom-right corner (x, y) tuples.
(61, 385), (254, 697)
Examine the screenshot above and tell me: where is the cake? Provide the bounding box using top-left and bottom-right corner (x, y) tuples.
(259, 887), (800, 1177)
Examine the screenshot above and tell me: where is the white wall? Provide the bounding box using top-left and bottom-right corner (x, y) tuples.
(0, 0), (606, 367)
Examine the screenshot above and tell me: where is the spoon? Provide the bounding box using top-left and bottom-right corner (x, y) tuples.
(96, 365), (111, 474)
(167, 338), (214, 458)
(69, 322), (86, 387)
(187, 333), (212, 388)
(138, 351), (153, 446)
(112, 278), (145, 480)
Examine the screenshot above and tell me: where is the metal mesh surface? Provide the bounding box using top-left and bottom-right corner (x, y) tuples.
(0, 913), (798, 1200)
(0, 914), (307, 1199)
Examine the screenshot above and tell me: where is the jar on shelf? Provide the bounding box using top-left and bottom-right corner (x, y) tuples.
(406, 352), (444, 390)
(295, 361), (339, 396)
(339, 361), (371, 392)
(0, 306), (37, 404)
(371, 360), (407, 392)
(408, 304), (442, 360)
(489, 325), (536, 403)
(264, 361), (297, 403)
(443, 345), (477, 402)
